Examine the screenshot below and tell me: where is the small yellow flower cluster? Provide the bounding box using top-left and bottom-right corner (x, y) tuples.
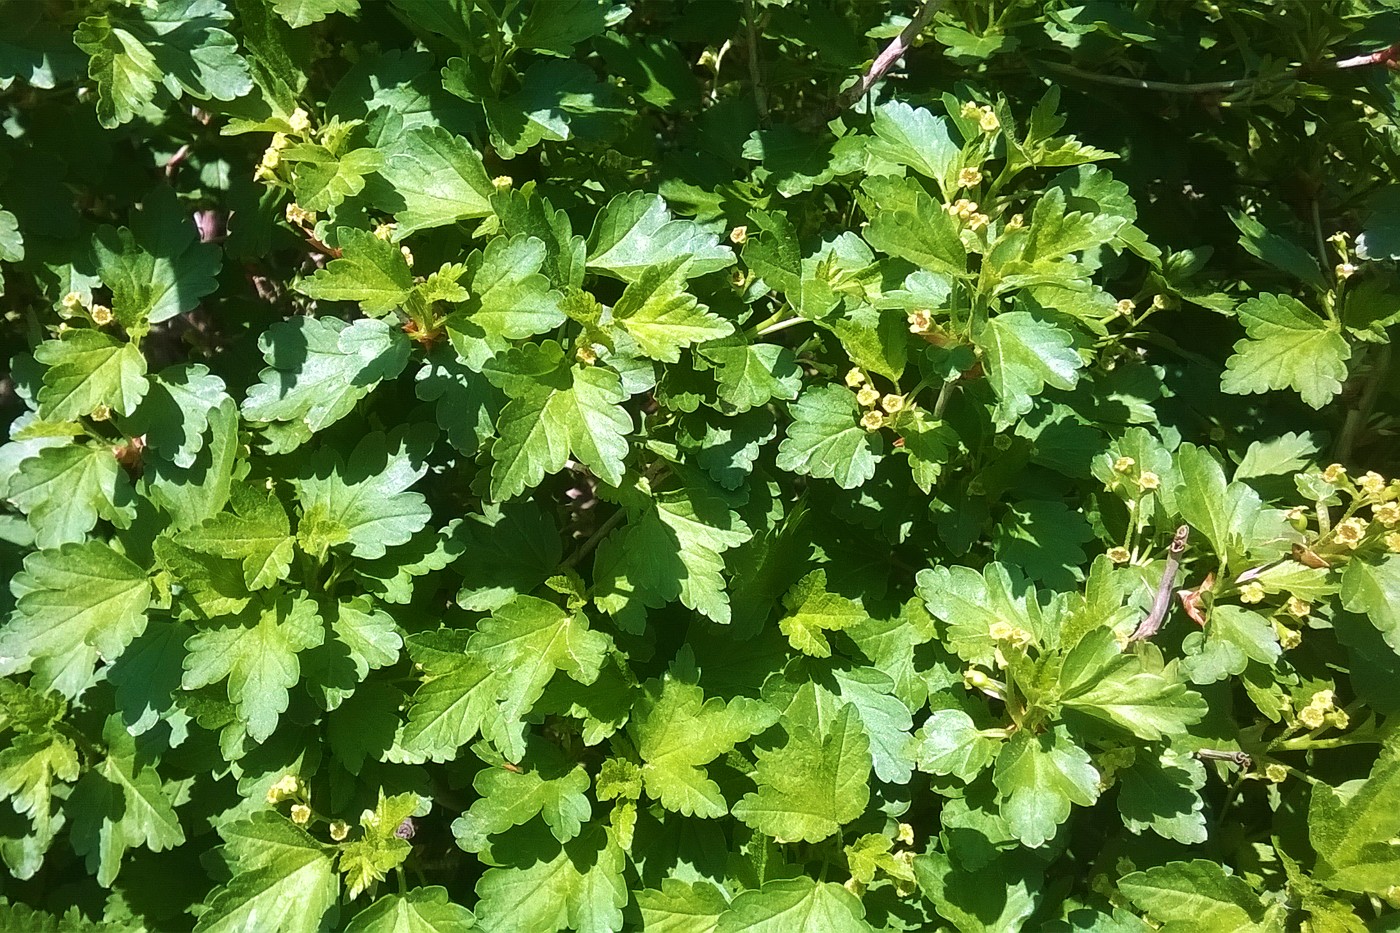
(90, 304), (114, 326)
(1321, 462), (1347, 484)
(959, 101), (1001, 134)
(957, 166), (983, 188)
(288, 107), (313, 135)
(265, 773), (304, 804)
(906, 309), (933, 334)
(1107, 455), (1159, 493)
(1264, 762), (1288, 783)
(1115, 298), (1136, 317)
(1296, 689), (1336, 730)
(1113, 456), (1135, 473)
(845, 367), (866, 388)
(1285, 596), (1310, 618)
(1273, 619), (1301, 650)
(1239, 581), (1266, 604)
(988, 620), (1033, 646)
(1334, 516), (1368, 549)
(1374, 501), (1400, 526)
(255, 132), (290, 182)
(1357, 470), (1387, 498)
(1107, 546), (1131, 564)
(285, 202), (316, 227)
(945, 198), (989, 231)
(290, 804), (312, 825)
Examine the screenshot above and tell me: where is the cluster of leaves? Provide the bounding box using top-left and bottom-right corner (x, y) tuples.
(2, 0), (1400, 930)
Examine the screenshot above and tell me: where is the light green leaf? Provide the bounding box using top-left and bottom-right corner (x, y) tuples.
(287, 145), (382, 212)
(241, 316), (411, 438)
(399, 631), (497, 763)
(343, 887), (475, 933)
(468, 595), (611, 762)
(612, 259), (734, 362)
(628, 675), (777, 819)
(453, 740), (590, 849)
(0, 731), (79, 859)
(485, 343), (632, 500)
(125, 363), (228, 468)
(1340, 555), (1400, 653)
(1118, 750), (1207, 845)
(90, 185), (222, 329)
(67, 715), (185, 887)
(273, 0), (360, 28)
(733, 684), (871, 843)
(72, 15), (162, 128)
(34, 330), (148, 421)
(347, 885), (478, 930)
(914, 848), (1044, 933)
(993, 726), (1099, 848)
(592, 486), (752, 628)
(295, 227), (414, 314)
(916, 562), (1042, 667)
(515, 0), (627, 55)
(1309, 746), (1400, 895)
(0, 542), (150, 698)
(868, 101), (960, 195)
(911, 708), (999, 782)
(1230, 211), (1327, 291)
(1058, 629), (1207, 740)
(586, 191), (734, 282)
(1221, 294), (1350, 409)
(474, 825), (626, 933)
(741, 127), (866, 198)
(977, 312), (1082, 427)
(775, 384), (882, 490)
(5, 443), (134, 548)
(699, 343), (801, 413)
(459, 234), (566, 340)
(178, 483), (295, 590)
(338, 792), (420, 900)
(1181, 605), (1281, 685)
(1174, 443), (1289, 571)
(714, 877), (867, 933)
(194, 812), (339, 933)
(181, 595), (325, 743)
(293, 425), (435, 560)
(860, 175), (966, 277)
(1118, 860), (1268, 933)
(777, 570), (867, 658)
(375, 125), (493, 235)
(636, 879), (728, 933)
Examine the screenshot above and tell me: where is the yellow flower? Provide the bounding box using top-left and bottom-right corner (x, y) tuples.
(906, 309), (932, 334)
(492, 174), (514, 191)
(729, 225), (747, 245)
(61, 291), (85, 312)
(288, 107), (312, 134)
(881, 394), (906, 414)
(1334, 516), (1368, 548)
(373, 221), (396, 240)
(1327, 709), (1350, 730)
(860, 410), (885, 432)
(90, 304), (114, 326)
(400, 244), (414, 268)
(1372, 501), (1400, 526)
(1298, 706), (1325, 729)
(1115, 298), (1136, 316)
(1005, 213), (1024, 229)
(1239, 582), (1265, 604)
(329, 820), (350, 842)
(1322, 462), (1347, 484)
(1138, 471), (1161, 491)
(1335, 261), (1357, 280)
(1274, 622), (1301, 650)
(856, 385), (881, 407)
(284, 202), (316, 226)
(957, 166), (983, 188)
(90, 404), (112, 422)
(966, 212), (989, 231)
(291, 804), (312, 825)
(1264, 763), (1288, 783)
(959, 101), (982, 120)
(896, 823), (915, 846)
(1387, 531), (1400, 552)
(978, 108), (1000, 134)
(575, 344), (598, 366)
(1107, 546), (1131, 564)
(1285, 596), (1310, 618)
(845, 367), (866, 388)
(1358, 471), (1387, 497)
(1112, 456), (1135, 473)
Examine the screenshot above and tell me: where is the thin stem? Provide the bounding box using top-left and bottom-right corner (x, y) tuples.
(932, 379), (957, 419)
(1129, 525), (1191, 642)
(561, 462), (671, 569)
(830, 1), (943, 114)
(742, 0), (769, 125)
(1335, 342), (1392, 464)
(755, 316), (807, 338)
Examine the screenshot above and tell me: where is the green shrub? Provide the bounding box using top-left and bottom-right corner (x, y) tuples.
(2, 1), (1399, 930)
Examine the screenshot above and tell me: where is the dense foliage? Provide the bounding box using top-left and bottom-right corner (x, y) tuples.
(3, 0), (1400, 929)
